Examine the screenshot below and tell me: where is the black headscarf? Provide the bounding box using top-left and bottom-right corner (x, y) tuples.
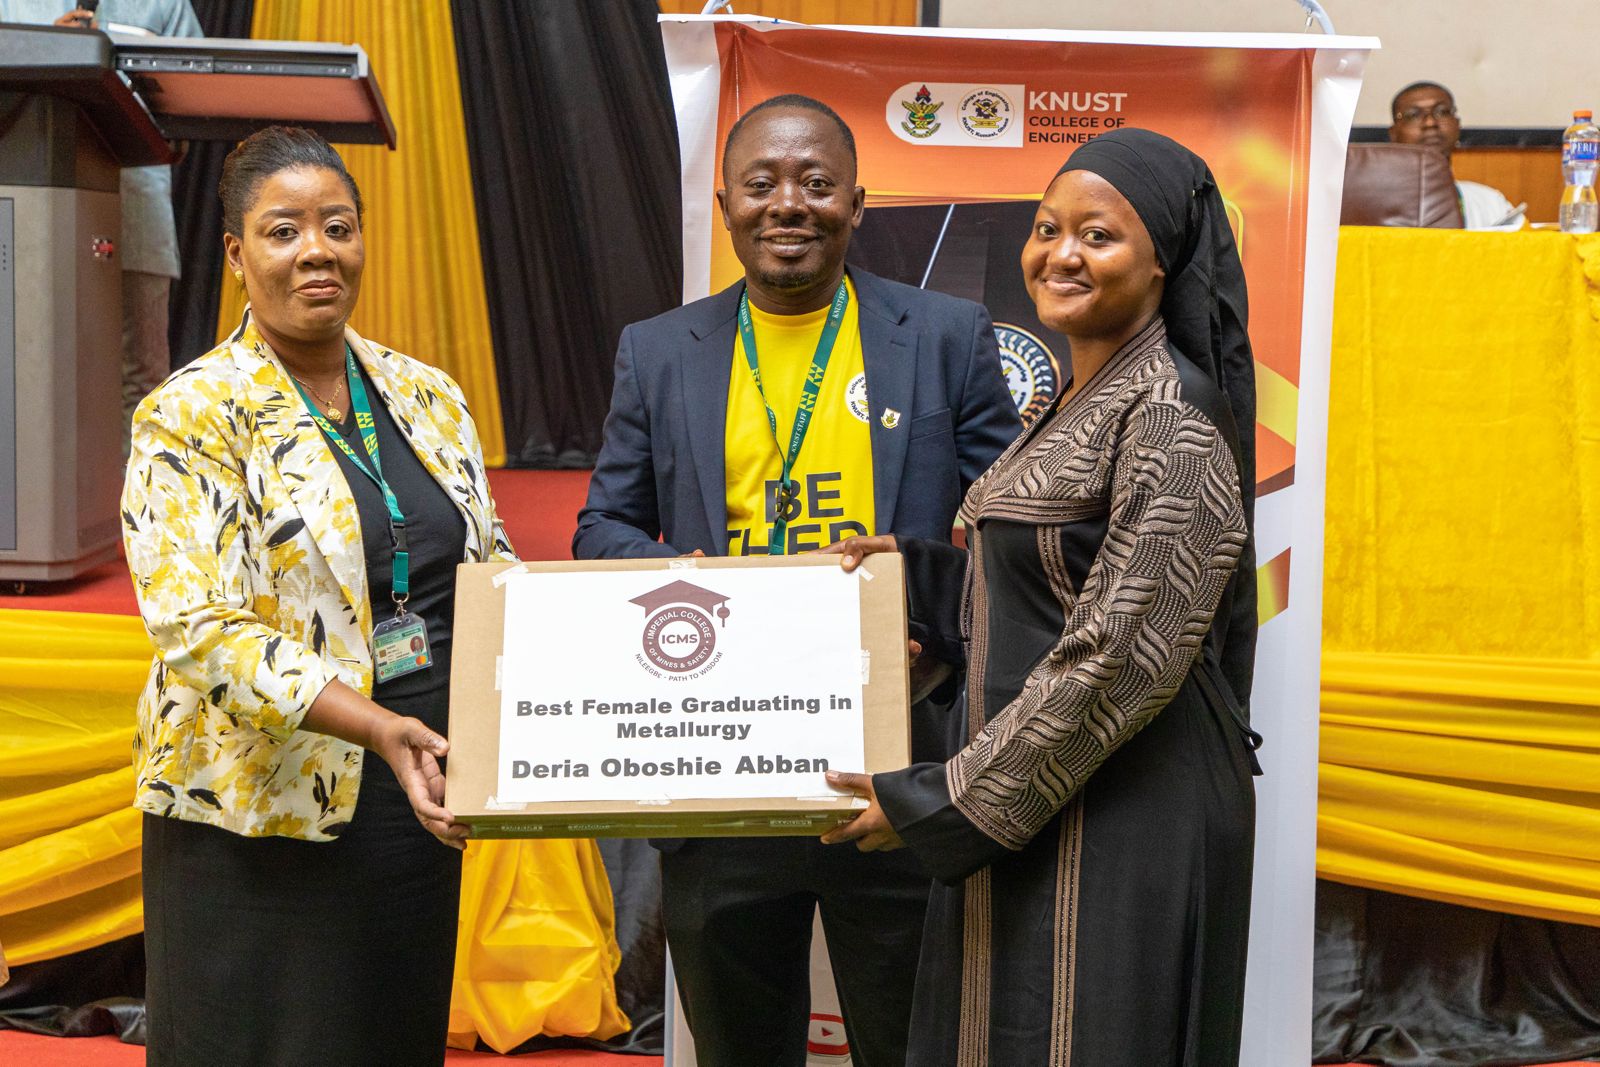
(1056, 128), (1258, 709)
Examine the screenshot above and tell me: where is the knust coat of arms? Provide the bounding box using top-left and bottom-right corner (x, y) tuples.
(900, 84), (942, 139)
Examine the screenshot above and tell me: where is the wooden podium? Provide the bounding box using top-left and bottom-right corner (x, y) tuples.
(0, 23), (394, 582)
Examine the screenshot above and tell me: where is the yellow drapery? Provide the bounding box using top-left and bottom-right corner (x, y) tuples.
(1318, 228), (1600, 925)
(0, 610), (148, 965)
(214, 0), (506, 467)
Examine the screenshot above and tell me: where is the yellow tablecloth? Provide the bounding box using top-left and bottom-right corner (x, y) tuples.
(1318, 228), (1600, 925)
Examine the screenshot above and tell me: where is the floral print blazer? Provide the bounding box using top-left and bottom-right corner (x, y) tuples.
(121, 311), (515, 840)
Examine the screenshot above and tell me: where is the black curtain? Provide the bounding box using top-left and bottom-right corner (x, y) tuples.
(167, 0), (256, 367)
(1313, 880), (1600, 1065)
(450, 0), (682, 468)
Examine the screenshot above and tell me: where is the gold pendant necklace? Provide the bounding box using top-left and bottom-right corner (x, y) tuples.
(290, 372), (345, 421)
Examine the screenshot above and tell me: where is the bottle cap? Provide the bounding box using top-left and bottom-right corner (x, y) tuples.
(1577, 109), (1594, 119)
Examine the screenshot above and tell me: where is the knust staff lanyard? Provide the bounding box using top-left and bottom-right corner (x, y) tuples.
(290, 348), (411, 614)
(736, 278), (849, 555)
(292, 348), (433, 682)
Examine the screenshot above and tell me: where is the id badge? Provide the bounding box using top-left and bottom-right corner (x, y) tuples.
(373, 612), (432, 683)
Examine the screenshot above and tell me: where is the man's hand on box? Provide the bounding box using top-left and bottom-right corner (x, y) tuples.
(820, 771), (905, 852)
(816, 534), (897, 573)
(818, 536), (920, 664)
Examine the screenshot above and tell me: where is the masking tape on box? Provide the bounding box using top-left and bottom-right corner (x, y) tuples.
(490, 562), (532, 587)
(794, 795), (869, 807)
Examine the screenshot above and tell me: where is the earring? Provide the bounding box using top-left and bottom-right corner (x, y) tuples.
(234, 269), (244, 281)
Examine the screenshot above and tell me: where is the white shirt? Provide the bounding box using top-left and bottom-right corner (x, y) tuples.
(1457, 180), (1523, 232)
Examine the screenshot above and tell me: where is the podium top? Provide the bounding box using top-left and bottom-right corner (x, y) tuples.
(112, 35), (396, 148)
(0, 23), (171, 166)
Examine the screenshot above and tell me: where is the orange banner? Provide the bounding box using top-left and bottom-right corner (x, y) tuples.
(697, 24), (1317, 494)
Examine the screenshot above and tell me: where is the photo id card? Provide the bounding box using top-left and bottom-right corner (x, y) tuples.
(373, 612), (432, 683)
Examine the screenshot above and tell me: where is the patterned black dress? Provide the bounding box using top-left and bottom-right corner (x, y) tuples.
(876, 317), (1260, 1066)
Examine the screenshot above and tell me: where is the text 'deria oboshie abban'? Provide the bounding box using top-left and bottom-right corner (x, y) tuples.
(496, 568), (867, 803)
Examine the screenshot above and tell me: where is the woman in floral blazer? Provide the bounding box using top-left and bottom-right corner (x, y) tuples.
(121, 127), (512, 1066)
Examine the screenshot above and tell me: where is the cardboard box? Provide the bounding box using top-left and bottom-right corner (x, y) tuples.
(446, 553), (910, 838)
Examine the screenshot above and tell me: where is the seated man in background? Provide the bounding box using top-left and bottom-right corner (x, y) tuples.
(1388, 80), (1523, 231)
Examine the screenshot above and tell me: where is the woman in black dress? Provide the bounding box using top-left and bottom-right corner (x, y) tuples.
(124, 127), (513, 1065)
(824, 128), (1262, 1065)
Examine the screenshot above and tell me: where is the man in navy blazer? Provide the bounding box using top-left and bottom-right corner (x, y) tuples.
(575, 95), (1018, 1067)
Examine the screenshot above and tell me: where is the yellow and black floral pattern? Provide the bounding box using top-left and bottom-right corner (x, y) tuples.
(122, 310), (515, 840)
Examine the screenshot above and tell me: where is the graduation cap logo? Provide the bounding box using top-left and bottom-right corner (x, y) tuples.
(631, 580), (731, 674)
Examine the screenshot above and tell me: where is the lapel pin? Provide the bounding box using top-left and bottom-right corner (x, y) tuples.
(880, 408), (901, 429)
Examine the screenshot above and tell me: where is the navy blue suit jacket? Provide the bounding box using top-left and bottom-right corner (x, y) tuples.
(574, 268), (1020, 559)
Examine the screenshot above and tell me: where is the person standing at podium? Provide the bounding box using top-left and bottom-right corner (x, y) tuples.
(122, 127), (508, 1066)
(575, 95), (1019, 1067)
(0, 0), (202, 443)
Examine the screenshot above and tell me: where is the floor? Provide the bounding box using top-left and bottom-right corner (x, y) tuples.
(2, 1031), (1594, 1067)
(0, 1032), (658, 1064)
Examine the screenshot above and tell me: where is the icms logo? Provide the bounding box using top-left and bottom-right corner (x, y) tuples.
(630, 580), (730, 676)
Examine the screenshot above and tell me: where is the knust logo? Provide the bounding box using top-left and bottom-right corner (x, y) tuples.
(887, 82), (1023, 147)
(994, 323), (1060, 426)
(900, 84), (942, 139)
(631, 580), (730, 677)
(959, 88), (1013, 139)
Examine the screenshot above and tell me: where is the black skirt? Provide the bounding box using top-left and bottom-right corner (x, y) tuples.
(142, 687), (463, 1067)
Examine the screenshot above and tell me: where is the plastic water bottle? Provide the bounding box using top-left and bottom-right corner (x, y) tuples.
(1559, 109), (1599, 234)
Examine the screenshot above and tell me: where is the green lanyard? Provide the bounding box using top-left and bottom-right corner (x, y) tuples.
(737, 279), (849, 555)
(290, 348), (412, 612)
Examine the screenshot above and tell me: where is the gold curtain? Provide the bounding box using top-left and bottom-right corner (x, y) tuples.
(1317, 228), (1600, 925)
(658, 0), (920, 24)
(0, 610), (149, 966)
(215, 0), (506, 467)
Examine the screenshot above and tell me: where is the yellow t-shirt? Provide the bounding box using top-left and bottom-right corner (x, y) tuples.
(724, 277), (875, 556)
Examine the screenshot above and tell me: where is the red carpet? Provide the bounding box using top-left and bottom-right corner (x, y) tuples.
(0, 469), (592, 618)
(0, 1031), (657, 1065)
